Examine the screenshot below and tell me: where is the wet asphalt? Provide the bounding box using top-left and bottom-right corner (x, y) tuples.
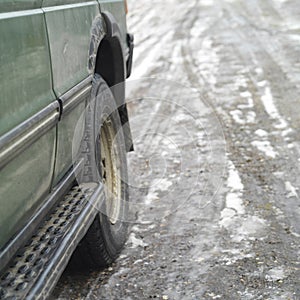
(53, 0), (300, 299)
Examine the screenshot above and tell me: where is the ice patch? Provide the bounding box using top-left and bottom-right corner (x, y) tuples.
(194, 257), (205, 263)
(238, 99), (254, 109)
(246, 111), (256, 123)
(230, 110), (244, 124)
(285, 181), (298, 198)
(240, 91), (252, 98)
(257, 80), (267, 87)
(255, 67), (263, 75)
(173, 113), (189, 123)
(235, 75), (248, 88)
(255, 129), (268, 137)
(200, 0), (214, 6)
(282, 128), (293, 137)
(153, 178), (173, 191)
(144, 178), (173, 205)
(162, 139), (177, 150)
(238, 90), (254, 109)
(144, 191), (159, 205)
(161, 151), (168, 156)
(235, 216), (267, 240)
(266, 267), (286, 282)
(251, 140), (278, 158)
(273, 171), (284, 178)
(220, 208), (236, 219)
(190, 19), (209, 37)
(219, 210), (236, 229)
(230, 110), (256, 124)
(170, 43), (183, 64)
(127, 233), (148, 248)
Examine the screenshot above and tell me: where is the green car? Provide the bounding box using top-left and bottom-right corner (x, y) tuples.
(0, 0), (134, 298)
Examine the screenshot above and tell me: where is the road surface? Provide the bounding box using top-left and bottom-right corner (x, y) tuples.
(53, 0), (300, 299)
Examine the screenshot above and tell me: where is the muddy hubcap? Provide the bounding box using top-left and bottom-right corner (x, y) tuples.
(100, 119), (121, 224)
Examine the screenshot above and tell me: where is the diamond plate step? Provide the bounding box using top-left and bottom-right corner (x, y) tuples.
(0, 182), (103, 300)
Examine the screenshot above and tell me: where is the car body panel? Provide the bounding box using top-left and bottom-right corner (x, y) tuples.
(43, 1), (100, 96)
(0, 128), (56, 248)
(0, 10), (55, 136)
(0, 7), (57, 249)
(52, 102), (86, 186)
(42, 1), (102, 185)
(0, 0), (43, 13)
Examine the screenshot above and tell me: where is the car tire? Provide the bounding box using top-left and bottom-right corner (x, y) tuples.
(71, 74), (129, 269)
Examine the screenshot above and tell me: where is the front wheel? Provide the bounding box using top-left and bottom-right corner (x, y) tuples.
(72, 74), (129, 269)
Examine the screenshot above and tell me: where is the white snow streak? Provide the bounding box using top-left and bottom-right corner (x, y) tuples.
(261, 86), (288, 129)
(220, 160), (267, 242)
(285, 181), (299, 198)
(219, 160), (245, 228)
(251, 140), (278, 158)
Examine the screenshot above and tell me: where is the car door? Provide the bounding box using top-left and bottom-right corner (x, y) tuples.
(0, 1), (58, 249)
(42, 0), (101, 185)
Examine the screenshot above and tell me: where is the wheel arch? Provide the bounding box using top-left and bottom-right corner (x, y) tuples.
(93, 12), (133, 152)
(95, 12), (125, 107)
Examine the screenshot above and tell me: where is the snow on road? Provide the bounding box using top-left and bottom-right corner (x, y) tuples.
(54, 0), (300, 298)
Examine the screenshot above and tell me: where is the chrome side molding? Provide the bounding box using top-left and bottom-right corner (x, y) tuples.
(0, 102), (60, 170)
(59, 75), (92, 118)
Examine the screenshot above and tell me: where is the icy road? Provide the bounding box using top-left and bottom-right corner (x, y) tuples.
(54, 0), (300, 299)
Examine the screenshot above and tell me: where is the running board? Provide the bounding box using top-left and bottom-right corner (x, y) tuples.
(0, 183), (104, 300)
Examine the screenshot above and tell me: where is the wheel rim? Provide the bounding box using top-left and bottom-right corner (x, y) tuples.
(99, 117), (122, 225)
